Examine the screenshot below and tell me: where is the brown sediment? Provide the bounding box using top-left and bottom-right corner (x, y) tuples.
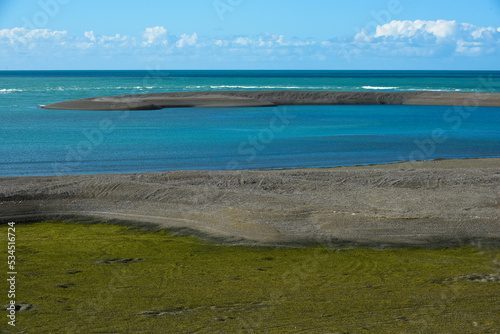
(41, 91), (500, 110)
(1, 158), (499, 247)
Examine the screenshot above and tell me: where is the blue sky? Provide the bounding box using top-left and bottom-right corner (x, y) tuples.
(0, 0), (499, 70)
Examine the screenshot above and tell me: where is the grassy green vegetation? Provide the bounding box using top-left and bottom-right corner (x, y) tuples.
(4, 221), (499, 333)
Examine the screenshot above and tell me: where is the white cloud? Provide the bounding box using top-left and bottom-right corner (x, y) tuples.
(456, 40), (483, 55)
(0, 21), (498, 69)
(76, 31), (96, 49)
(142, 26), (167, 46)
(176, 32), (198, 48)
(354, 28), (374, 43)
(234, 36), (252, 46)
(422, 20), (458, 39)
(353, 20), (500, 57)
(84, 31), (96, 42)
(0, 27), (70, 47)
(468, 26), (498, 40)
(214, 39), (228, 47)
(257, 34), (283, 47)
(374, 20), (458, 39)
(369, 20), (500, 42)
(230, 34), (292, 48)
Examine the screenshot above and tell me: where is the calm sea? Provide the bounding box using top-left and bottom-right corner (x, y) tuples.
(1, 70), (499, 177)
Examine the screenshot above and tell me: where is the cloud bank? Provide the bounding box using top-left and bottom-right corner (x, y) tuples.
(0, 20), (498, 68)
(354, 20), (500, 56)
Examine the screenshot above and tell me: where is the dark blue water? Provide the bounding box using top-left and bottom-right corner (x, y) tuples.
(1, 70), (499, 176)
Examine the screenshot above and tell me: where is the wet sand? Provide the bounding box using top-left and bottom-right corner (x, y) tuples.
(1, 158), (499, 247)
(42, 90), (500, 110)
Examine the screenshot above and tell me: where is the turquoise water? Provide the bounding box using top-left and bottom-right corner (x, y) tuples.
(1, 70), (499, 176)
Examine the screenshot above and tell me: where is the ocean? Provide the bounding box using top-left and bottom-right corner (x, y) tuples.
(1, 70), (499, 177)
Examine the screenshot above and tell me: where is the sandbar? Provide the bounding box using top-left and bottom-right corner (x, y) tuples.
(1, 158), (499, 247)
(42, 90), (500, 110)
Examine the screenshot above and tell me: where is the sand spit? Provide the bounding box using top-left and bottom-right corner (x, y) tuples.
(1, 159), (499, 247)
(41, 90), (500, 110)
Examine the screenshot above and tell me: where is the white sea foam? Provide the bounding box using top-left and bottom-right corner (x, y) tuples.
(37, 86), (160, 92)
(0, 88), (23, 94)
(406, 88), (469, 92)
(362, 86), (399, 90)
(211, 85), (305, 89)
(133, 86), (155, 90)
(186, 85), (339, 90)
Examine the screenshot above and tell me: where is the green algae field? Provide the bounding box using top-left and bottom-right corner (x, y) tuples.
(3, 221), (499, 333)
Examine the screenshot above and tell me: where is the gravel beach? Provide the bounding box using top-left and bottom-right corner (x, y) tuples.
(1, 158), (499, 247)
(42, 90), (500, 110)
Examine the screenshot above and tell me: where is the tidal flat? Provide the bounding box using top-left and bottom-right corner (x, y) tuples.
(5, 221), (499, 333)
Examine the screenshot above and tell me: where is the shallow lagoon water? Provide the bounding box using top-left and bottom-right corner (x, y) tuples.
(1, 104), (499, 176)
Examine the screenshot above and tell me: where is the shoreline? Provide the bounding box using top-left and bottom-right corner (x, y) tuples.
(1, 158), (499, 248)
(6, 156), (500, 178)
(42, 90), (500, 110)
